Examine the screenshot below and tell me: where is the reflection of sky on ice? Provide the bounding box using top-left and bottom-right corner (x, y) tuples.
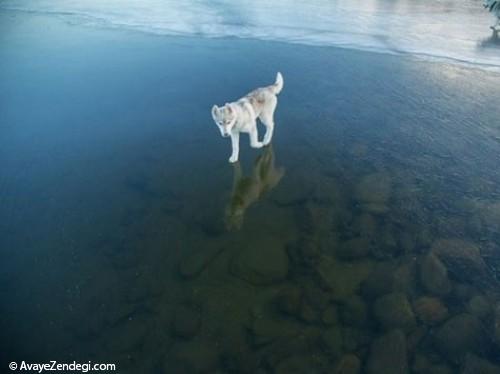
(2, 0), (499, 69)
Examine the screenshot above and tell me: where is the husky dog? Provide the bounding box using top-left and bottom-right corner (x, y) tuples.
(211, 72), (283, 163)
(484, 0), (500, 31)
(225, 145), (285, 230)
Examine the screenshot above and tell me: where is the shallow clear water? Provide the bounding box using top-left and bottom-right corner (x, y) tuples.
(1, 0), (500, 69)
(1, 6), (500, 374)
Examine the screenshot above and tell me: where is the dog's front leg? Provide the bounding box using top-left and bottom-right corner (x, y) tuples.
(249, 128), (263, 149)
(229, 132), (240, 163)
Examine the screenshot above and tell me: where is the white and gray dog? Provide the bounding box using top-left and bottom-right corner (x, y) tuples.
(211, 72), (283, 163)
(484, 0), (500, 31)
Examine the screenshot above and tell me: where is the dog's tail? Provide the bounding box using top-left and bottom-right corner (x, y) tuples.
(269, 72), (283, 95)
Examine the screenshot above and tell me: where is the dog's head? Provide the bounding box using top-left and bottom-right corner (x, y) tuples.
(211, 104), (236, 138)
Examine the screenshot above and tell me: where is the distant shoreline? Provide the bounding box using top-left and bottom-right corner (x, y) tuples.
(1, 6), (499, 74)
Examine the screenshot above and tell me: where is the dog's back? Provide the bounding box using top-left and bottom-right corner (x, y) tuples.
(242, 72), (283, 118)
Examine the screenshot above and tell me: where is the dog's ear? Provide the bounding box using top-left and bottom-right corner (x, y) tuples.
(226, 104), (233, 114)
(211, 105), (219, 119)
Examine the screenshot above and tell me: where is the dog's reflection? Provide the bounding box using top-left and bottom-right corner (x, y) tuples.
(225, 145), (285, 231)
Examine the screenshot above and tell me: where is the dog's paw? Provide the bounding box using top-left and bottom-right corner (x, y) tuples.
(229, 155), (238, 163)
(252, 142), (264, 149)
(263, 140), (271, 146)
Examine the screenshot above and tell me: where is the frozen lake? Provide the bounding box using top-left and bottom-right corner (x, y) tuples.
(2, 2), (500, 373)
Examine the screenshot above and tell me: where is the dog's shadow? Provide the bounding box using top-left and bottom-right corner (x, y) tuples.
(225, 145), (285, 231)
(477, 29), (500, 49)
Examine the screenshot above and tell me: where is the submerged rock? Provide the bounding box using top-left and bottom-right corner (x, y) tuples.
(274, 355), (319, 374)
(275, 285), (302, 317)
(434, 313), (485, 364)
(361, 261), (395, 300)
(342, 327), (371, 352)
(373, 292), (416, 332)
(406, 326), (427, 353)
(340, 295), (368, 327)
(431, 239), (491, 287)
(393, 260), (417, 294)
(453, 283), (477, 302)
(303, 281), (331, 311)
(103, 302), (139, 326)
(313, 175), (342, 204)
(352, 213), (378, 239)
(363, 202), (390, 214)
(334, 354), (361, 374)
(321, 305), (339, 326)
(170, 304), (201, 339)
(336, 237), (371, 260)
(412, 354), (431, 374)
(355, 172), (392, 215)
(367, 330), (408, 374)
(414, 354), (456, 374)
(419, 253), (452, 296)
(299, 301), (319, 323)
(261, 328), (322, 369)
(317, 256), (374, 301)
(413, 354), (453, 374)
(467, 295), (492, 320)
(230, 238), (288, 285)
(170, 339), (219, 373)
(399, 231), (417, 254)
(494, 303), (500, 346)
(375, 225), (400, 258)
(321, 327), (344, 359)
(249, 313), (300, 347)
(105, 315), (151, 353)
(413, 296), (448, 325)
(462, 353), (500, 374)
(272, 172), (313, 207)
(428, 365), (453, 374)
(178, 245), (224, 279)
(219, 348), (259, 374)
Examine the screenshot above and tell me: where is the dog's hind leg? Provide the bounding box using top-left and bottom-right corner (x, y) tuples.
(262, 127), (274, 146)
(249, 127), (263, 149)
(262, 122), (274, 146)
(260, 97), (277, 146)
